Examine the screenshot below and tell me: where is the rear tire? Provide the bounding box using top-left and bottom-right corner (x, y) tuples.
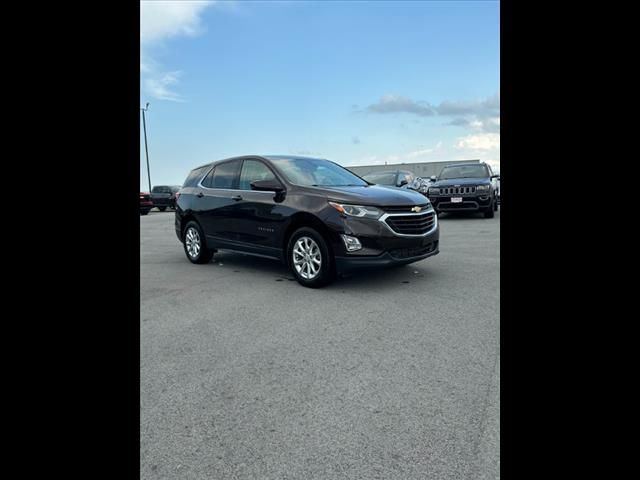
(287, 227), (335, 288)
(183, 221), (214, 264)
(159, 206), (167, 212)
(140, 209), (149, 216)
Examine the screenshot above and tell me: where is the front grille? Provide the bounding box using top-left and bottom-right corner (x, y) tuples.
(384, 212), (435, 235)
(441, 186), (476, 195)
(383, 204), (430, 213)
(389, 241), (437, 259)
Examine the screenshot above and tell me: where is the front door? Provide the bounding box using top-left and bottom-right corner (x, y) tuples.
(229, 159), (287, 256)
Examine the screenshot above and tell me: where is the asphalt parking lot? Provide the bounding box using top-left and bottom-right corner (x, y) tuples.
(140, 209), (500, 480)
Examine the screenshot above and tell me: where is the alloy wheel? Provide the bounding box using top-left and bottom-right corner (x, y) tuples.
(292, 236), (322, 280)
(185, 227), (201, 258)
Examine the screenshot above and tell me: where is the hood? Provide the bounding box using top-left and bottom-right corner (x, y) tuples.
(303, 185), (428, 206)
(433, 177), (491, 187)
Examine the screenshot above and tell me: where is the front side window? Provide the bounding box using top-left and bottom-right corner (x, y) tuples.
(239, 160), (277, 190)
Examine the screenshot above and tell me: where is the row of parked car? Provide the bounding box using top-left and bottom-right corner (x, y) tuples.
(360, 163), (500, 216)
(139, 185), (181, 215)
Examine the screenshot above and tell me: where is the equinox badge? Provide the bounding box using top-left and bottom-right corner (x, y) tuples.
(411, 206), (422, 213)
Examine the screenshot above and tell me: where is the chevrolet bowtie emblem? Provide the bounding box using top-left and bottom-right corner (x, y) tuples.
(411, 206), (422, 213)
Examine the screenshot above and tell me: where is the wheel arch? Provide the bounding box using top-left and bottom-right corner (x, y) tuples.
(281, 212), (338, 267)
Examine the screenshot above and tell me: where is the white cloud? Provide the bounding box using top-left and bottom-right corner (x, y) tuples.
(141, 1), (214, 46)
(455, 133), (500, 151)
(145, 70), (184, 102)
(140, 1), (216, 102)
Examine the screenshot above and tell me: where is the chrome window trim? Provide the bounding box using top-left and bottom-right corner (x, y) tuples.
(195, 184), (278, 195)
(378, 209), (438, 237)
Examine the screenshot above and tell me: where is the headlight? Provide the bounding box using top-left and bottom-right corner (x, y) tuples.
(428, 187), (440, 195)
(328, 202), (383, 219)
(476, 184), (490, 192)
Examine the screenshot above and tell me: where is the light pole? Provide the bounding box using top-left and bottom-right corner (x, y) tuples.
(141, 102), (152, 193)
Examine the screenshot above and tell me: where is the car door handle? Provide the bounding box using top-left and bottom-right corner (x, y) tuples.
(232, 195), (243, 201)
(196, 192), (204, 198)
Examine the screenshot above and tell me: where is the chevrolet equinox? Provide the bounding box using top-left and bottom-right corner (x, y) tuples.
(175, 155), (440, 287)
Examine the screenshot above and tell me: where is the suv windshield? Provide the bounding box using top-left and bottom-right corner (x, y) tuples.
(363, 172), (397, 185)
(439, 164), (488, 180)
(270, 158), (367, 187)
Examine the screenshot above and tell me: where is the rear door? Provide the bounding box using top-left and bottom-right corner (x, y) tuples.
(195, 159), (242, 245)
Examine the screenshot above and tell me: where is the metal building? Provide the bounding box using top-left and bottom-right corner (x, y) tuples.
(347, 159), (480, 179)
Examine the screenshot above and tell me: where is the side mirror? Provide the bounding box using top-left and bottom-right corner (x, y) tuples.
(399, 179), (409, 187)
(430, 175), (437, 181)
(491, 175), (500, 180)
(250, 179), (285, 192)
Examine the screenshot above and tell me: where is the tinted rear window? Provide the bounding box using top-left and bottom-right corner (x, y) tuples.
(152, 186), (172, 193)
(183, 166), (211, 187)
(211, 160), (241, 189)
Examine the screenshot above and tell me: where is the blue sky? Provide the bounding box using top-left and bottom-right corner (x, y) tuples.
(140, 0), (499, 190)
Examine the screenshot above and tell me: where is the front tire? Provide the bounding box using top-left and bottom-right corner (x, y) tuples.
(158, 206), (167, 212)
(287, 227), (335, 288)
(484, 202), (495, 218)
(183, 221), (214, 264)
(140, 209), (149, 216)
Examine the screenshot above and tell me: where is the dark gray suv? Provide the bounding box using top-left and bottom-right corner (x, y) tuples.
(427, 162), (499, 218)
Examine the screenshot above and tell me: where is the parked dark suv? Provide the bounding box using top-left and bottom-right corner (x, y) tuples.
(427, 162), (499, 218)
(151, 185), (181, 211)
(175, 155), (440, 287)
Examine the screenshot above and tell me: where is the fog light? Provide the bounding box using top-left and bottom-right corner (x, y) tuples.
(341, 234), (362, 252)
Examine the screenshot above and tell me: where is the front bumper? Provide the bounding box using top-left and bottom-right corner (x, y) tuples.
(326, 209), (440, 274)
(335, 240), (439, 273)
(429, 194), (492, 212)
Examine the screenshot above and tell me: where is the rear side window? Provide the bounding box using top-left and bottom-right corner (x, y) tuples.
(211, 160), (241, 189)
(183, 166), (210, 187)
(201, 167), (215, 188)
(239, 160), (276, 190)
